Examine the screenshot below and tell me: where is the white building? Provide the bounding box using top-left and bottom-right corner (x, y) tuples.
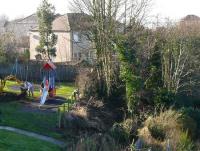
(29, 13), (95, 63)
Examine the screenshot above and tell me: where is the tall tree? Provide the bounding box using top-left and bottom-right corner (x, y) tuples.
(71, 0), (150, 99)
(36, 0), (57, 61)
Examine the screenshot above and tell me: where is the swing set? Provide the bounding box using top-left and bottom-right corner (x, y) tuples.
(0, 58), (23, 93)
(0, 57), (59, 105)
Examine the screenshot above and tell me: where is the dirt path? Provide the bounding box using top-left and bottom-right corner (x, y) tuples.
(0, 126), (66, 148)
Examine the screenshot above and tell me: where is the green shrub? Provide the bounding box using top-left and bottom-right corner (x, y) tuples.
(175, 95), (194, 108)
(175, 95), (200, 108)
(121, 118), (135, 134)
(109, 123), (129, 145)
(154, 88), (175, 107)
(121, 118), (140, 143)
(178, 114), (197, 139)
(148, 123), (166, 141)
(180, 107), (200, 137)
(177, 131), (194, 151)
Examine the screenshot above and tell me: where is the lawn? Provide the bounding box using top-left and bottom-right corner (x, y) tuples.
(0, 102), (63, 140)
(4, 80), (75, 99)
(0, 81), (76, 144)
(0, 130), (61, 151)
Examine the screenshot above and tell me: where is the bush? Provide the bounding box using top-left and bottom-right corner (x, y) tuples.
(109, 123), (129, 146)
(180, 107), (200, 137)
(71, 133), (121, 151)
(175, 95), (194, 108)
(178, 114), (197, 139)
(175, 95), (200, 108)
(75, 67), (97, 99)
(138, 109), (191, 150)
(121, 118), (139, 140)
(177, 131), (194, 151)
(148, 123), (166, 141)
(144, 109), (181, 142)
(154, 88), (175, 107)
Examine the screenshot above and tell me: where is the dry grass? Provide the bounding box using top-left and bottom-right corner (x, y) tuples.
(71, 106), (88, 118)
(138, 109), (183, 150)
(70, 133), (120, 151)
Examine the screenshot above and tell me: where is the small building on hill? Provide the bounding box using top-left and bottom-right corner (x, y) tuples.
(178, 14), (200, 35)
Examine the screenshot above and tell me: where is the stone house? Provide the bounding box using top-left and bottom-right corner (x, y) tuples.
(5, 14), (38, 38)
(29, 13), (95, 63)
(178, 15), (200, 35)
(2, 14), (38, 53)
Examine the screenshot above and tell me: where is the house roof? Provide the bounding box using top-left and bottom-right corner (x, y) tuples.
(67, 13), (92, 31)
(179, 14), (200, 28)
(4, 14), (38, 31)
(17, 14), (38, 24)
(31, 14), (69, 32)
(181, 15), (200, 22)
(30, 13), (91, 32)
(52, 15), (70, 31)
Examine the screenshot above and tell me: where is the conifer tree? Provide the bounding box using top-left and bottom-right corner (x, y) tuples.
(36, 0), (57, 61)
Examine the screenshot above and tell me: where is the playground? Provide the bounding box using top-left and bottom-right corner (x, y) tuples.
(0, 61), (77, 151)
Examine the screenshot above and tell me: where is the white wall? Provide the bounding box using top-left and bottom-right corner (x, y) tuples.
(29, 31), (72, 62)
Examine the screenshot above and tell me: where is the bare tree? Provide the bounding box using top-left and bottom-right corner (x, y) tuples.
(0, 15), (8, 34)
(70, 0), (151, 98)
(157, 21), (200, 94)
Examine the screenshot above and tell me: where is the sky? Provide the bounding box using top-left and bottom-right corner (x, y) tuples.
(0, 0), (70, 20)
(151, 0), (200, 21)
(0, 0), (200, 21)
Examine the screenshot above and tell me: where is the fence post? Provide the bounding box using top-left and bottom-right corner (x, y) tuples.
(58, 107), (61, 128)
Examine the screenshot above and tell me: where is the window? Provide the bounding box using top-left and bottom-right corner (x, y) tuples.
(73, 32), (81, 42)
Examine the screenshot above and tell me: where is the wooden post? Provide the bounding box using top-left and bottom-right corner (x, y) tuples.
(68, 101), (70, 112)
(58, 107), (61, 128)
(63, 103), (66, 128)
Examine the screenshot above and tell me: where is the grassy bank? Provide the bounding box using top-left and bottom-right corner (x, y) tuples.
(0, 102), (62, 139)
(0, 130), (61, 151)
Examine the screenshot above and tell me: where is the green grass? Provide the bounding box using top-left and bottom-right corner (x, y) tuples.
(0, 130), (61, 151)
(56, 83), (75, 98)
(4, 80), (75, 98)
(3, 81), (20, 94)
(0, 81), (76, 141)
(0, 102), (63, 140)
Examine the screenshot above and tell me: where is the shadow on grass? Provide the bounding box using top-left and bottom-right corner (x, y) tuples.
(0, 92), (20, 102)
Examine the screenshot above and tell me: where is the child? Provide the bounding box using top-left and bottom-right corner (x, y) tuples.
(24, 81), (34, 97)
(72, 89), (80, 100)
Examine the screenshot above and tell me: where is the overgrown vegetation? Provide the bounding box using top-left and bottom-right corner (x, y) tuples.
(69, 0), (200, 150)
(1, 0), (200, 150)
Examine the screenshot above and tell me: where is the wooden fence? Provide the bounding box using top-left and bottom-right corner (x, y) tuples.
(0, 62), (78, 82)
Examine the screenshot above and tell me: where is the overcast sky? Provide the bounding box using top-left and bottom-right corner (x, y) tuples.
(0, 0), (200, 21)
